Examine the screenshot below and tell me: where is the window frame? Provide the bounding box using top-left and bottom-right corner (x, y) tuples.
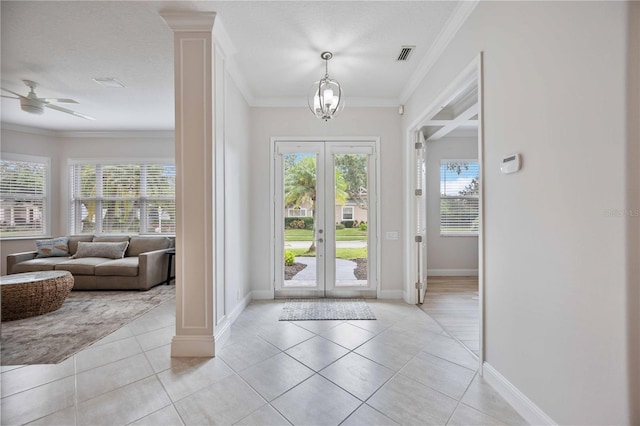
(287, 208), (307, 217)
(341, 205), (355, 221)
(439, 159), (479, 237)
(68, 158), (175, 236)
(0, 153), (51, 240)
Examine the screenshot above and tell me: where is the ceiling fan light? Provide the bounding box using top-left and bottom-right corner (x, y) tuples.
(20, 98), (44, 115)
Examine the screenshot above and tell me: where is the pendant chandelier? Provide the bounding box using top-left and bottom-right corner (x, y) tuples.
(308, 51), (344, 121)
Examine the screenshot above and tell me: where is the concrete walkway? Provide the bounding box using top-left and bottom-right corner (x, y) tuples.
(292, 256), (357, 280)
(285, 240), (366, 249)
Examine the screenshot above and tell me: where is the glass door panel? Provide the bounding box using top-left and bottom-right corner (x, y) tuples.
(324, 143), (377, 297)
(283, 152), (318, 288)
(275, 142), (324, 298)
(333, 153), (368, 287)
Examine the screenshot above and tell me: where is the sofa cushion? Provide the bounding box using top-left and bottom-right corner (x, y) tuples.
(94, 257), (139, 277)
(35, 236), (70, 258)
(68, 235), (94, 255)
(74, 241), (129, 259)
(127, 236), (173, 257)
(55, 258), (112, 275)
(12, 257), (73, 273)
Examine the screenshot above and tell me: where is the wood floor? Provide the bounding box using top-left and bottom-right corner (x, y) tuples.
(421, 276), (479, 355)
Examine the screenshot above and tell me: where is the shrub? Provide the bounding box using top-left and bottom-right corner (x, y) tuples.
(291, 220), (305, 229)
(341, 220), (354, 228)
(284, 216), (314, 229)
(284, 250), (295, 266)
(358, 222), (367, 231)
(301, 217), (314, 229)
(335, 223), (345, 230)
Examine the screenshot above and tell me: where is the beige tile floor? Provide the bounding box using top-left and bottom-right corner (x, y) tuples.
(1, 298), (527, 426)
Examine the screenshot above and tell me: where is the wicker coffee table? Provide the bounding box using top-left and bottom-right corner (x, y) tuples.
(1, 271), (74, 321)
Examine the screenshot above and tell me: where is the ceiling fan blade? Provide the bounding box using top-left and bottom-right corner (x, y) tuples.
(1, 87), (25, 98)
(45, 103), (95, 120)
(41, 98), (78, 104)
(1, 95), (20, 99)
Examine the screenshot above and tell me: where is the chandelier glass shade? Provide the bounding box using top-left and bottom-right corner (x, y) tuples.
(308, 51), (344, 121)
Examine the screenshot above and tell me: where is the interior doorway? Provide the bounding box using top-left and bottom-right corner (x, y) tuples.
(406, 54), (484, 366)
(272, 139), (378, 298)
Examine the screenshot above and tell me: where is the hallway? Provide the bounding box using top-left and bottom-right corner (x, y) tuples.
(1, 298), (525, 425)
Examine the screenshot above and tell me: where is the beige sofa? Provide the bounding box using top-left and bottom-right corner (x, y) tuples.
(7, 235), (174, 291)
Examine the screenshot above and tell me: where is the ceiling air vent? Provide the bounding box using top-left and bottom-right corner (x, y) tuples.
(396, 46), (415, 61)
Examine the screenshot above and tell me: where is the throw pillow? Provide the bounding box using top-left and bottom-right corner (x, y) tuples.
(73, 241), (129, 259)
(35, 236), (70, 258)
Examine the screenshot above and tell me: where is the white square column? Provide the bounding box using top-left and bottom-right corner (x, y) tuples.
(161, 12), (217, 357)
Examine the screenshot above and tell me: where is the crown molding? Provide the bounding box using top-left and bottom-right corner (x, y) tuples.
(0, 122), (60, 137)
(59, 130), (174, 139)
(212, 17), (236, 56)
(250, 96), (399, 108)
(211, 16), (254, 108)
(399, 0), (479, 104)
(1, 122), (174, 139)
(224, 58), (255, 106)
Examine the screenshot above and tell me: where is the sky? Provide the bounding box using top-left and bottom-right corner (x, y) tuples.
(440, 161), (479, 196)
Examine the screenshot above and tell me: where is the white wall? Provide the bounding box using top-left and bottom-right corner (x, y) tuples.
(626, 3), (640, 423)
(426, 136), (478, 274)
(223, 72), (253, 311)
(249, 107), (404, 298)
(403, 1), (636, 424)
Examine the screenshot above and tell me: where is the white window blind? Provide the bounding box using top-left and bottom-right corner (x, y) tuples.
(440, 160), (479, 236)
(70, 162), (175, 235)
(288, 208), (307, 217)
(0, 155), (49, 238)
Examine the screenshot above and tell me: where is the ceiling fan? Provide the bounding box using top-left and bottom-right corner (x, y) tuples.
(1, 80), (95, 120)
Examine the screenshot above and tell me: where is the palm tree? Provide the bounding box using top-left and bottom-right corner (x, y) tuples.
(284, 156), (347, 253)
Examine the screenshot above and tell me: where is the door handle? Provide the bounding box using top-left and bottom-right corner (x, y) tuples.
(318, 238), (324, 243)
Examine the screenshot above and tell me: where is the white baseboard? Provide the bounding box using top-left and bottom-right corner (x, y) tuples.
(228, 292), (252, 323)
(214, 317), (231, 348)
(483, 362), (557, 426)
(377, 290), (405, 299)
(252, 290), (274, 300)
(171, 335), (215, 357)
(427, 269), (478, 276)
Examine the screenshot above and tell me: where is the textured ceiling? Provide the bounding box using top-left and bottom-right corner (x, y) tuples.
(0, 1), (464, 132)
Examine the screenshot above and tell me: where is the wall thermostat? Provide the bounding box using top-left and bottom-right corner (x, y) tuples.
(501, 154), (521, 174)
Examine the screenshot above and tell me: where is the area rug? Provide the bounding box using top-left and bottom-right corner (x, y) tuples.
(1, 285), (175, 365)
(279, 298), (376, 321)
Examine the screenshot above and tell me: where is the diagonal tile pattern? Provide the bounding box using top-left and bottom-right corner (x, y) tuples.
(1, 298), (527, 425)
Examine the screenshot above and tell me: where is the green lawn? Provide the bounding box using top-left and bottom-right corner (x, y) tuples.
(287, 247), (367, 260)
(285, 228), (367, 241)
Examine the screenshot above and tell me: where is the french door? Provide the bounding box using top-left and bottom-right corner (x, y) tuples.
(274, 140), (378, 298)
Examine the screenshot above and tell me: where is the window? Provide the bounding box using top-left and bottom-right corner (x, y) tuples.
(440, 160), (479, 236)
(288, 208), (307, 217)
(342, 206), (354, 221)
(0, 154), (49, 238)
(70, 161), (175, 235)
